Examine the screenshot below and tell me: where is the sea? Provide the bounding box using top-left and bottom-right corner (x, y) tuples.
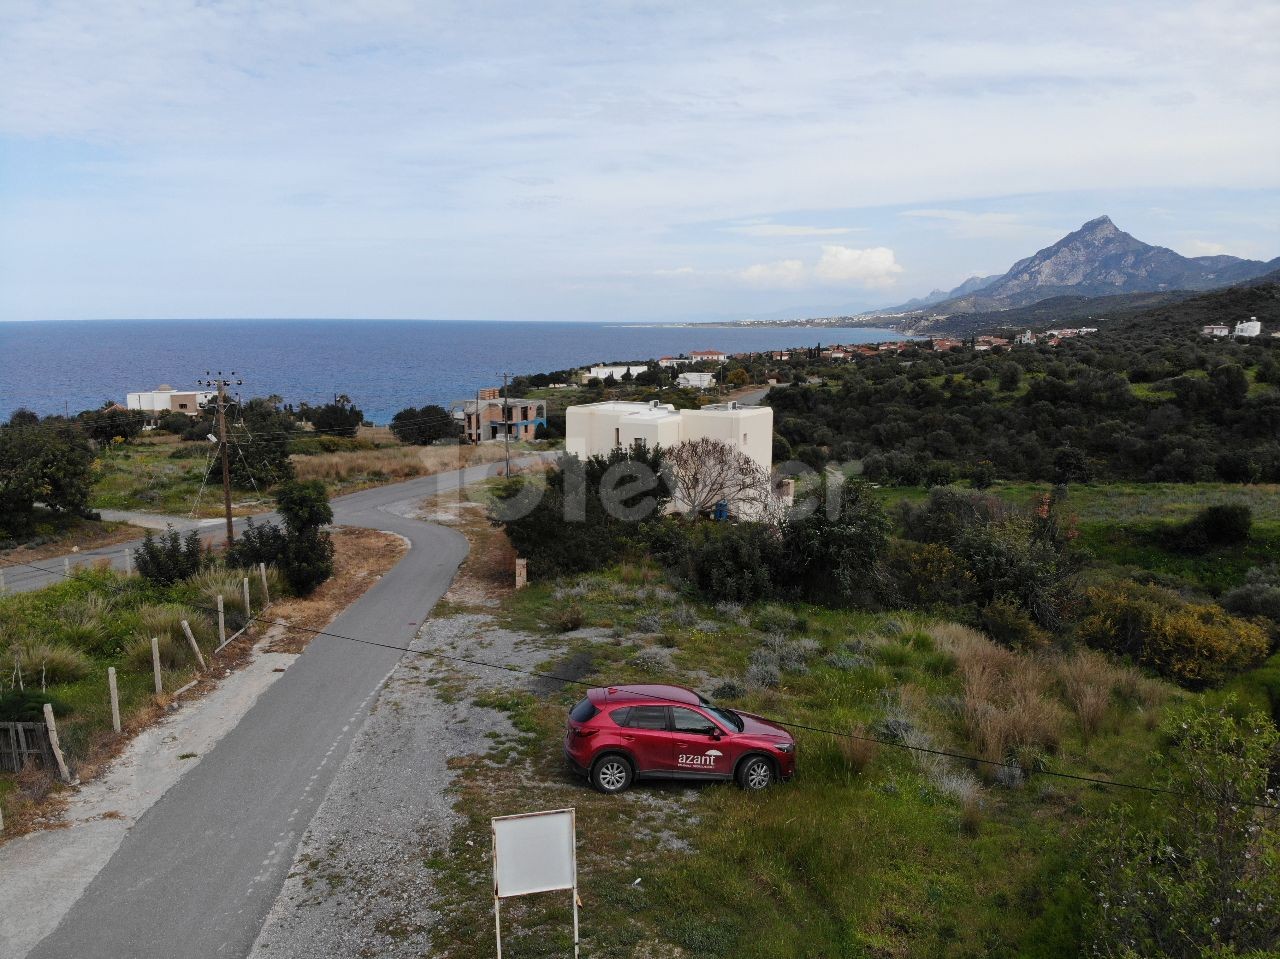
(0, 319), (903, 424)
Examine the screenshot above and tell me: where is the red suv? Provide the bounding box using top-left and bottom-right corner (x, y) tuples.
(564, 683), (796, 793)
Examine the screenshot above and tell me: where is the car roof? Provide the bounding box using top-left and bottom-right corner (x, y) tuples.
(587, 684), (702, 708)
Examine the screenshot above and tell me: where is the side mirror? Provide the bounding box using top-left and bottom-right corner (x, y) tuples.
(706, 728), (721, 739)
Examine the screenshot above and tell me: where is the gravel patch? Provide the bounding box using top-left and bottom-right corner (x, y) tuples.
(247, 611), (553, 959)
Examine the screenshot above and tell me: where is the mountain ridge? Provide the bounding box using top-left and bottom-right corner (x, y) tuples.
(843, 215), (1279, 334)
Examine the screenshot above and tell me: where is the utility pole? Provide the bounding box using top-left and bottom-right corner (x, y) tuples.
(198, 371), (243, 548)
(501, 372), (511, 475)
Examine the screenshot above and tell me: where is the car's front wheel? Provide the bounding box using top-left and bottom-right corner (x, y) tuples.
(737, 755), (774, 791)
(591, 755), (633, 794)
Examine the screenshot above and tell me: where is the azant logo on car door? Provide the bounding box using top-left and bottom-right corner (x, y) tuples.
(677, 748), (722, 768)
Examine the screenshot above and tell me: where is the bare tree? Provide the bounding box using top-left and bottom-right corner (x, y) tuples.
(663, 437), (773, 518)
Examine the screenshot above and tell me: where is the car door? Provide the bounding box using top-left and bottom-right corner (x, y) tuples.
(616, 705), (676, 775)
(669, 706), (730, 778)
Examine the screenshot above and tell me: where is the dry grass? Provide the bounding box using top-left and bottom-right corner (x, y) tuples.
(836, 724), (878, 775)
(262, 527), (409, 652)
(1054, 650), (1117, 745)
(291, 443), (510, 485)
(0, 762), (68, 838)
(926, 619), (1166, 764)
(928, 622), (1065, 764)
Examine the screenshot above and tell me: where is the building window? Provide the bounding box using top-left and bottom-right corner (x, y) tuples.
(742, 432), (748, 445)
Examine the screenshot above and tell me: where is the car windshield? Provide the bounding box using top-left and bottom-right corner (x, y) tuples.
(703, 704), (743, 732)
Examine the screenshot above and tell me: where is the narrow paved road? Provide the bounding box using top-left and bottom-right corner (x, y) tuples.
(24, 458), (546, 959)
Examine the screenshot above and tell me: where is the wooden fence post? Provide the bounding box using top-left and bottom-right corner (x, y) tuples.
(151, 637), (163, 694)
(243, 577), (252, 624)
(180, 620), (207, 671)
(108, 667), (121, 733)
(514, 558), (527, 590)
(43, 703), (73, 783)
(124, 548), (132, 576)
(216, 595), (226, 646)
(259, 562), (270, 603)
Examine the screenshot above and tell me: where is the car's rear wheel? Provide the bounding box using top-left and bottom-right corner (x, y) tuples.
(591, 755), (633, 794)
(737, 755), (774, 791)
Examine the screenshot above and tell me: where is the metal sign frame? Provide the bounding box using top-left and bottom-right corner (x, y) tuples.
(491, 807), (578, 958)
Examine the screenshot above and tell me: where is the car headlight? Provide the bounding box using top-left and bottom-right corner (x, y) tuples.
(774, 742), (794, 753)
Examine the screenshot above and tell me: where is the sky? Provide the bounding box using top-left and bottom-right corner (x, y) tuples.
(1, 0), (1278, 323)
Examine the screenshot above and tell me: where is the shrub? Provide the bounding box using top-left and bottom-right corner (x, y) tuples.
(548, 604), (585, 632)
(824, 650), (872, 671)
(226, 518), (288, 569)
(751, 604), (805, 635)
(679, 522), (778, 603)
(628, 647), (670, 673)
(274, 480), (335, 596)
(1078, 581), (1269, 688)
(775, 478), (889, 606)
(1222, 565), (1280, 633)
(0, 689), (71, 721)
(898, 487), (1008, 544)
(710, 679), (745, 699)
(1084, 700), (1280, 957)
(977, 599), (1048, 649)
(133, 526), (205, 586)
(1166, 503), (1253, 553)
(745, 659), (781, 689)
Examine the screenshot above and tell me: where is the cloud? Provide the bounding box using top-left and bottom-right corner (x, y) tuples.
(729, 245), (902, 289)
(737, 259), (808, 288)
(812, 245), (903, 287)
(1187, 239), (1229, 256)
(725, 222), (861, 237)
(0, 1), (1277, 321)
(899, 209), (1047, 240)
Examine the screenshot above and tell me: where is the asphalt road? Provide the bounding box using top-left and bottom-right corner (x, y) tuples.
(24, 458), (545, 959)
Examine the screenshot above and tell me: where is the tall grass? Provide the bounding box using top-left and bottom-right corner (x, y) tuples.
(125, 603), (213, 670)
(4, 636), (92, 684)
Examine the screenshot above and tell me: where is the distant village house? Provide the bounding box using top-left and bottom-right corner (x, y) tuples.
(126, 385), (216, 423)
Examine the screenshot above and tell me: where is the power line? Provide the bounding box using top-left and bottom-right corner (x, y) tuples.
(4, 557), (1278, 813)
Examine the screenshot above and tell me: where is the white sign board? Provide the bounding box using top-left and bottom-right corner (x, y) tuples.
(492, 808), (576, 897)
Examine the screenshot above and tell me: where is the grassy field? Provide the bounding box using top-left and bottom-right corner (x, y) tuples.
(89, 432), (545, 515)
(420, 549), (1182, 958)
(868, 481), (1280, 594)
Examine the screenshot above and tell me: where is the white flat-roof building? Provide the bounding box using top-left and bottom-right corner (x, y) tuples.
(566, 400), (772, 473)
(677, 371), (715, 389)
(584, 364), (649, 382)
(1235, 318), (1262, 338)
(126, 385), (215, 418)
(658, 355), (691, 368)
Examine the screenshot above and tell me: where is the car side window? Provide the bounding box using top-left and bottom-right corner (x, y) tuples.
(670, 707), (718, 735)
(607, 707), (630, 726)
(622, 706), (669, 730)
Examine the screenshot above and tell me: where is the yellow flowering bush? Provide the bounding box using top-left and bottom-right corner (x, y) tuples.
(1078, 581), (1268, 688)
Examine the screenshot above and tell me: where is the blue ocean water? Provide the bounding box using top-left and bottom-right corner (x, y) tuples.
(0, 319), (902, 423)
